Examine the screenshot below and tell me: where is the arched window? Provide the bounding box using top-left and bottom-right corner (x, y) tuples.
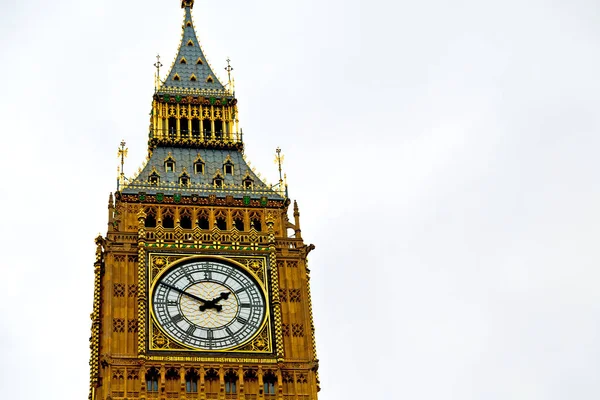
(205, 368), (219, 395)
(244, 369), (258, 396)
(223, 160), (234, 175)
(127, 370), (140, 397)
(243, 176), (254, 189)
(250, 212), (262, 232)
(263, 371), (277, 396)
(194, 160), (205, 174)
(112, 370), (125, 396)
(162, 209), (175, 229)
(296, 373), (308, 396)
(185, 369), (199, 393)
(145, 213), (157, 228)
(234, 219), (244, 230)
(168, 117), (177, 138)
(225, 370), (238, 395)
(282, 372), (294, 396)
(203, 118), (211, 137)
(214, 176), (224, 188)
(180, 117), (189, 138)
(180, 213), (192, 229)
(191, 119), (200, 138)
(148, 172), (160, 185)
(179, 172), (190, 187)
(215, 211), (227, 230)
(214, 120), (223, 139)
(145, 367), (160, 392)
(232, 211), (244, 231)
(197, 211), (209, 229)
(164, 157), (176, 172)
(165, 368), (179, 393)
(163, 215), (174, 229)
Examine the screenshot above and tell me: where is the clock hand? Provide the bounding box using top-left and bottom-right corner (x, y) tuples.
(199, 298), (223, 312)
(161, 283), (210, 304)
(199, 301), (222, 312)
(210, 292), (231, 304)
(201, 292), (230, 313)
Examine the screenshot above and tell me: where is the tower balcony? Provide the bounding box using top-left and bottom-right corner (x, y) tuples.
(149, 128), (243, 150)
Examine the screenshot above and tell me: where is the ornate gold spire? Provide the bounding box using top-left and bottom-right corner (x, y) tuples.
(146, 1), (241, 152)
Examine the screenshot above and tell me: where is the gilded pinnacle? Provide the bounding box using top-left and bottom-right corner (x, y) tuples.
(181, 0), (194, 9)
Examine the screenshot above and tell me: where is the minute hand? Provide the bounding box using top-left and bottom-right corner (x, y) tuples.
(161, 282), (209, 303)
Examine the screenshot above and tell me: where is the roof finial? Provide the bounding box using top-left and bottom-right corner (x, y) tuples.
(181, 0), (194, 9)
(117, 140), (128, 191)
(225, 58), (235, 94)
(225, 58), (234, 83)
(153, 54), (163, 91)
(274, 147), (285, 196)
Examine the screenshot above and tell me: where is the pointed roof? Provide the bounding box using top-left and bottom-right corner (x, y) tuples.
(121, 147), (285, 201)
(158, 1), (229, 97)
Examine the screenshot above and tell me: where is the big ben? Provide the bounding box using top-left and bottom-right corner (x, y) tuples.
(88, 1), (320, 399)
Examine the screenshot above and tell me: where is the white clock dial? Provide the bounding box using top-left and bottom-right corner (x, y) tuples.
(151, 259), (266, 350)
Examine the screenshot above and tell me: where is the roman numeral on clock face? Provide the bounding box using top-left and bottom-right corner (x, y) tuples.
(225, 327), (235, 339)
(171, 314), (183, 323)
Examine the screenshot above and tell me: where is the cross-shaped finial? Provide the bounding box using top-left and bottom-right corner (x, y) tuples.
(117, 140), (128, 191)
(275, 147), (284, 185)
(154, 54), (163, 78)
(154, 54), (163, 91)
(225, 58), (234, 83)
(118, 140), (128, 172)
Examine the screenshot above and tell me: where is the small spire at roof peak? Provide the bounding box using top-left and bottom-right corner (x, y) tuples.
(181, 0), (194, 9)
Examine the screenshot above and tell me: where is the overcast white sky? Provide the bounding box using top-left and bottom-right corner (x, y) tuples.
(1, 0), (600, 399)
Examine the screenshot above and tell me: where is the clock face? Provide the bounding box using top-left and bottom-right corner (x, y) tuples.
(151, 259), (266, 350)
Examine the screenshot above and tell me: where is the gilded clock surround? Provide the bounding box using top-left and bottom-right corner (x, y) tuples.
(88, 2), (320, 399)
(147, 254), (274, 354)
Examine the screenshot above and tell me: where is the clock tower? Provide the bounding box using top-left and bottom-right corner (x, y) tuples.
(88, 1), (320, 399)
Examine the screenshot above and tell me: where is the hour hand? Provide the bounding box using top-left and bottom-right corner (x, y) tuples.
(199, 301), (222, 312)
(211, 292), (230, 303)
(200, 292), (230, 312)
